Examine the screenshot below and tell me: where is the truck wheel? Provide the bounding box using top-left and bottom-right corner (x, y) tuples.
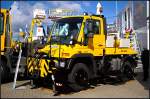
(68, 63), (90, 91)
(1, 60), (8, 83)
(123, 61), (134, 80)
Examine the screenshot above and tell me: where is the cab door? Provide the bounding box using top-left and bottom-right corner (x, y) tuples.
(83, 18), (105, 56)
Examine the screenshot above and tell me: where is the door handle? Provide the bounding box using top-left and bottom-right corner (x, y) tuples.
(98, 44), (103, 46)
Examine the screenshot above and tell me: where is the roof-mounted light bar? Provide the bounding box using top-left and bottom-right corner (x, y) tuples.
(48, 8), (81, 17)
(33, 9), (46, 19)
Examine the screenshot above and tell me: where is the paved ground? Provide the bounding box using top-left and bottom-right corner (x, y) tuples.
(1, 68), (149, 98)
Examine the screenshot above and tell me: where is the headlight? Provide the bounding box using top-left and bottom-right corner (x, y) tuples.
(54, 60), (65, 68)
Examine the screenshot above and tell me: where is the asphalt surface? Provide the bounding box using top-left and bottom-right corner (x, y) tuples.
(1, 67), (150, 98)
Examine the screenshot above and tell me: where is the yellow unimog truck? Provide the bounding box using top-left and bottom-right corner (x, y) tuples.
(27, 14), (138, 91)
(0, 8), (27, 82)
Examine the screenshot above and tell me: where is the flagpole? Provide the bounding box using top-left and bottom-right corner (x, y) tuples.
(116, 0), (118, 28)
(147, 1), (149, 50)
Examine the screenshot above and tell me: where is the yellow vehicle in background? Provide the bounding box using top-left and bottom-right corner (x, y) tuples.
(27, 18), (48, 56)
(0, 8), (26, 82)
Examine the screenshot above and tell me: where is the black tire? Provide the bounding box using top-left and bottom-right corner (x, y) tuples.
(122, 61), (135, 80)
(68, 63), (90, 91)
(1, 60), (8, 83)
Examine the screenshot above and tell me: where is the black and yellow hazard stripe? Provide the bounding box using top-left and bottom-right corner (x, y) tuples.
(27, 57), (55, 77)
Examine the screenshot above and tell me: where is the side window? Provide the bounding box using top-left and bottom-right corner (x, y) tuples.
(93, 20), (100, 34)
(84, 20), (90, 45)
(6, 15), (10, 35)
(5, 15), (11, 47)
(83, 19), (100, 46)
(84, 21), (89, 36)
(84, 19), (100, 35)
(0, 13), (4, 35)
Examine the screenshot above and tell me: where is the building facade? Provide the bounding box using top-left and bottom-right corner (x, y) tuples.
(116, 1), (149, 51)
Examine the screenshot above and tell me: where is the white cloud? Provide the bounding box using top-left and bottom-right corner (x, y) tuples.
(50, 1), (83, 11)
(10, 1), (47, 36)
(10, 1), (83, 38)
(82, 2), (91, 7)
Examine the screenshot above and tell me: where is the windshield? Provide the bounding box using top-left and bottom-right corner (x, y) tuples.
(51, 17), (83, 44)
(0, 13), (4, 35)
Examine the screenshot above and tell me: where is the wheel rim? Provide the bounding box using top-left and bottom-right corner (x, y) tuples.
(74, 69), (88, 86)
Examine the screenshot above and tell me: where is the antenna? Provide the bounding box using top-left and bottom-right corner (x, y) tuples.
(116, 0), (118, 28)
(115, 0), (119, 38)
(96, 1), (103, 15)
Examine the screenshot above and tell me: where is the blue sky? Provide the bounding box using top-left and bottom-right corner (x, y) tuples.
(1, 0), (128, 37)
(1, 1), (128, 23)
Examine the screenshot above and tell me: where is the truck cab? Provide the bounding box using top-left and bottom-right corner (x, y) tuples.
(28, 14), (138, 91)
(38, 15), (137, 58)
